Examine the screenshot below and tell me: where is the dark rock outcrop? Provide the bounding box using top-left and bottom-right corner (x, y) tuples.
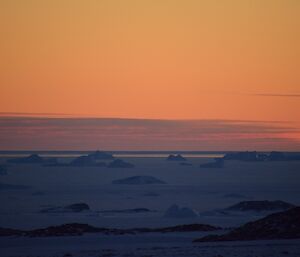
(0, 223), (221, 237)
(107, 159), (134, 168)
(194, 207), (300, 242)
(166, 154), (186, 161)
(112, 176), (166, 185)
(0, 227), (24, 236)
(226, 200), (295, 212)
(27, 223), (105, 237)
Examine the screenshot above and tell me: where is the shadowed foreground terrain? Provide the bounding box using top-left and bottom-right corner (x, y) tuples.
(194, 207), (300, 242)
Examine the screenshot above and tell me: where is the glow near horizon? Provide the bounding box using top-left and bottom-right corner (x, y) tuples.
(0, 1), (299, 149)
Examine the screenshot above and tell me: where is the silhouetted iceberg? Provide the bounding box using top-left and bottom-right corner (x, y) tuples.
(226, 200), (295, 212)
(223, 151), (265, 162)
(268, 151), (300, 161)
(88, 150), (114, 160)
(107, 159), (134, 168)
(164, 204), (199, 218)
(166, 154), (186, 161)
(194, 207), (300, 242)
(222, 151), (300, 162)
(40, 203), (90, 213)
(200, 158), (224, 168)
(285, 153), (300, 161)
(269, 151), (286, 161)
(7, 154), (57, 165)
(112, 176), (166, 185)
(69, 155), (106, 167)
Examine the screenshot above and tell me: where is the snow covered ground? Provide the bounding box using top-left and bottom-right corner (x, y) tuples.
(0, 155), (300, 256)
(1, 234), (300, 257)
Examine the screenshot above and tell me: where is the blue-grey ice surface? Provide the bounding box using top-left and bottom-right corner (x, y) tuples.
(0, 155), (300, 256)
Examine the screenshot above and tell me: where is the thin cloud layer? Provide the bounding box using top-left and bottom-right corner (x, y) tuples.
(0, 117), (299, 151)
(252, 94), (300, 98)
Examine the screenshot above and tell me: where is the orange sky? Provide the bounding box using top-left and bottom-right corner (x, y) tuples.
(0, 1), (299, 150)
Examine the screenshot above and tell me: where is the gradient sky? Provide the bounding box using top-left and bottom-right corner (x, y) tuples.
(0, 1), (299, 150)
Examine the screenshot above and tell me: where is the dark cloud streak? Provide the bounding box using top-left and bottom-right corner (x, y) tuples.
(0, 117), (299, 151)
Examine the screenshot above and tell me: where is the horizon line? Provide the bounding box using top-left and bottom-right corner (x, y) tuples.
(0, 112), (293, 124)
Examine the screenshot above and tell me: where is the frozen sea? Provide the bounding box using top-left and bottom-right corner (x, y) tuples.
(0, 152), (300, 256)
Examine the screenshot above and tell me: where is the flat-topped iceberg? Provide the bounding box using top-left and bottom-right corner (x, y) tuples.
(164, 204), (199, 218)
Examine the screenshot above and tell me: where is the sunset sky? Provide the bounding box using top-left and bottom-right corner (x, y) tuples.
(0, 1), (299, 150)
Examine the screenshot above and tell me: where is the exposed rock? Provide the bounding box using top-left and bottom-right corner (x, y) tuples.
(88, 151), (114, 160)
(200, 158), (224, 168)
(0, 227), (24, 236)
(226, 200), (295, 212)
(194, 207), (300, 242)
(40, 203), (90, 213)
(112, 176), (166, 185)
(0, 223), (221, 237)
(166, 154), (186, 161)
(107, 159), (134, 168)
(27, 223), (106, 237)
(164, 204), (199, 218)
